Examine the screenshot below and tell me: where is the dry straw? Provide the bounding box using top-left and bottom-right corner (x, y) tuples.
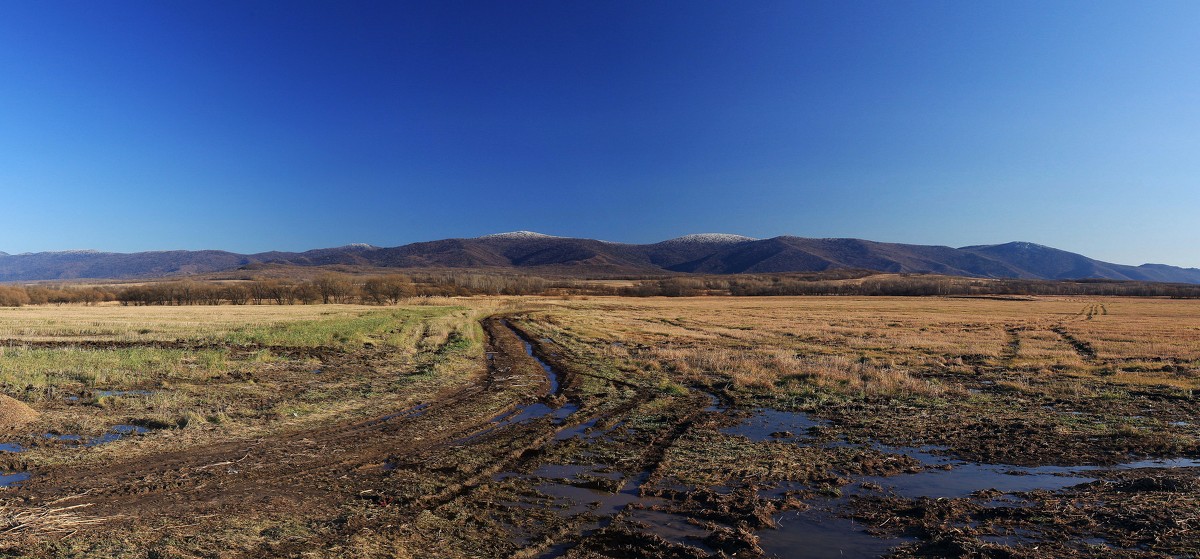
(0, 395), (37, 429)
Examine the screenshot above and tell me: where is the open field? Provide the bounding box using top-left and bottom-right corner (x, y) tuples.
(0, 296), (1196, 558)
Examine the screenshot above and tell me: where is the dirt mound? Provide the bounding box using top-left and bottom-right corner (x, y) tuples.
(0, 394), (38, 429)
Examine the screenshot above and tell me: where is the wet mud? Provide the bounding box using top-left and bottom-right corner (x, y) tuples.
(0, 315), (1196, 559)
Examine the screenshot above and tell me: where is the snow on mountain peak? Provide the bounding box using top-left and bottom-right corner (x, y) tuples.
(478, 231), (560, 240)
(661, 233), (757, 245)
(1008, 241), (1052, 251)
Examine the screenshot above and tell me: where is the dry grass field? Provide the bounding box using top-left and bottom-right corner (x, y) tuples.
(0, 296), (1195, 558)
(520, 296), (1200, 392)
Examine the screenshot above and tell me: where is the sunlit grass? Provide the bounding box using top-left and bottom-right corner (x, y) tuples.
(513, 296), (1200, 398)
(0, 346), (227, 389)
(0, 300), (501, 467)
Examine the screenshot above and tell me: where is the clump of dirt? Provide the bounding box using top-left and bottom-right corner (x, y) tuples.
(0, 395), (38, 429)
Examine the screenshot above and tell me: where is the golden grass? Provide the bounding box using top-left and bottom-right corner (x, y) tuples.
(515, 296), (1200, 397)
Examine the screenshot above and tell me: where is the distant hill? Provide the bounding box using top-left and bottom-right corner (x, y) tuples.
(2, 232), (1198, 283)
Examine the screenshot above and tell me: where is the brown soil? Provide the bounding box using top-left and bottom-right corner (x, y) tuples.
(0, 319), (505, 546)
(1, 314), (1195, 558)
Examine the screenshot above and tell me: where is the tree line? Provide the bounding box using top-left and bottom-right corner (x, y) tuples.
(1, 270), (1198, 307)
(0, 285), (115, 307)
(617, 274), (1200, 298)
(0, 272), (562, 307)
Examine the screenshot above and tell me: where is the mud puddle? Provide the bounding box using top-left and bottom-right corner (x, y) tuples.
(724, 408), (1200, 558)
(532, 470), (659, 559)
(84, 424), (151, 446)
(760, 505), (910, 558)
(488, 326), (697, 557)
(861, 445), (1200, 499)
(95, 389), (154, 398)
(720, 408), (824, 440)
(66, 389), (156, 403)
(521, 335), (561, 394)
(0, 471), (30, 487)
(43, 424), (152, 448)
(0, 425), (153, 489)
(453, 325), (577, 446)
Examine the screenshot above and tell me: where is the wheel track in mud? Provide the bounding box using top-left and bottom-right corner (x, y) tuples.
(1051, 325), (1098, 361)
(6, 315), (727, 558)
(9, 319), (537, 514)
(1002, 326), (1022, 364)
(8, 316), (681, 557)
(392, 319), (685, 558)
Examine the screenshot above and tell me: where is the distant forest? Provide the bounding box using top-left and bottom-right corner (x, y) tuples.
(2, 270), (1199, 307)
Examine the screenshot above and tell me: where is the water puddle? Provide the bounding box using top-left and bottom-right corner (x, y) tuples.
(860, 447), (1200, 499)
(43, 424), (151, 448)
(519, 337), (560, 394)
(86, 424), (150, 446)
(723, 408), (1200, 557)
(760, 507), (910, 558)
(1, 424), (157, 488)
(554, 417), (603, 441)
(453, 324), (577, 447)
(533, 471), (655, 559)
(720, 408), (824, 440)
(623, 507), (715, 552)
(68, 389), (155, 403)
(496, 403), (580, 430)
(1115, 457), (1200, 469)
(44, 433), (83, 442)
(95, 389), (153, 398)
(701, 391), (723, 413)
(978, 527), (1039, 546)
(0, 471), (30, 487)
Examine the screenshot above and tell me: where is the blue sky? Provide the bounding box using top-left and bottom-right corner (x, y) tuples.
(1, 1), (1197, 266)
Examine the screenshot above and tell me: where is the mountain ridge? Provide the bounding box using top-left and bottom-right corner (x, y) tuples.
(1, 233), (1198, 284)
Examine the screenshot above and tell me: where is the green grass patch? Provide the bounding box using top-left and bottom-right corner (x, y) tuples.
(0, 346), (228, 389)
(219, 307), (461, 348)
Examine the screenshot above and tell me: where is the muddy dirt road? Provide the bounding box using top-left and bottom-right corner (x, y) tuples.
(2, 317), (747, 557)
(4, 313), (1197, 558)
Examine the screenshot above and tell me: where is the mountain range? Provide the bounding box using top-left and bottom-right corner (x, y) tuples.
(2, 232), (1198, 284)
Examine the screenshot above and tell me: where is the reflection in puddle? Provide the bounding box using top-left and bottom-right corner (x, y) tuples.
(761, 507), (910, 558)
(41, 425), (150, 447)
(454, 324), (578, 447)
(534, 471), (654, 559)
(1, 424), (156, 488)
(87, 424), (150, 446)
(0, 471), (30, 487)
(720, 409), (824, 440)
(724, 408), (1200, 558)
(95, 389), (154, 398)
(624, 507), (715, 553)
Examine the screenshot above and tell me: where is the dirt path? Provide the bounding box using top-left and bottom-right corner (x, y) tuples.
(0, 319), (553, 550)
(3, 316), (737, 558)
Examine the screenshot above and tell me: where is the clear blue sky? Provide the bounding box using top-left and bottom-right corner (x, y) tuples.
(1, 1), (1197, 266)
